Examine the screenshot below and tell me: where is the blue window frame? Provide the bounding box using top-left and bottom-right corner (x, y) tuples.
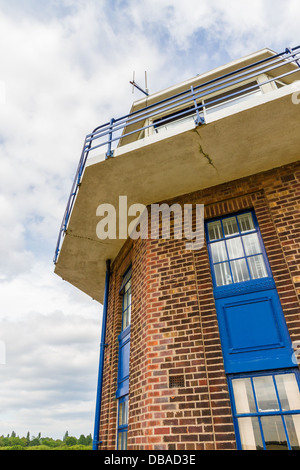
(116, 267), (131, 398)
(228, 369), (300, 450)
(116, 267), (131, 450)
(117, 395), (129, 450)
(206, 211), (270, 288)
(205, 210), (294, 374)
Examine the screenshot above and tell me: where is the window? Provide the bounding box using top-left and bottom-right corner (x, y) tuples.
(117, 268), (131, 399)
(229, 370), (300, 450)
(117, 395), (129, 450)
(116, 267), (131, 449)
(204, 82), (261, 116)
(206, 210), (294, 374)
(206, 211), (269, 287)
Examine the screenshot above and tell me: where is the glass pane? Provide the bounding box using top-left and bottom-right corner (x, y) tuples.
(119, 401), (124, 426)
(275, 374), (300, 411)
(119, 399), (128, 426)
(122, 306), (131, 330)
(230, 259), (250, 283)
(243, 233), (261, 256)
(253, 376), (279, 412)
(118, 432), (123, 450)
(128, 289), (131, 305)
(237, 417), (264, 450)
(214, 262), (232, 286)
(232, 378), (256, 414)
(122, 286), (131, 330)
(118, 431), (128, 450)
(223, 217), (239, 237)
(123, 292), (129, 310)
(226, 237), (244, 260)
(207, 220), (223, 241)
(125, 279), (131, 293)
(261, 416), (289, 450)
(127, 304), (131, 326)
(247, 255), (268, 280)
(238, 213), (255, 233)
(211, 241), (228, 263)
(284, 415), (300, 450)
(124, 400), (128, 425)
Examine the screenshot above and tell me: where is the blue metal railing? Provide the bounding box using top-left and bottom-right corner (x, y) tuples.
(53, 45), (300, 264)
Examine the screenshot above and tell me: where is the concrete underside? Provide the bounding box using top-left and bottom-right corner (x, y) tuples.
(54, 84), (300, 303)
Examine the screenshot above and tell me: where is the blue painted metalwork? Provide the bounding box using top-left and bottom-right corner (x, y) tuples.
(92, 259), (111, 450)
(286, 47), (300, 68)
(227, 369), (300, 450)
(206, 210), (294, 374)
(191, 85), (205, 125)
(105, 118), (115, 159)
(116, 326), (130, 398)
(53, 45), (300, 265)
(216, 289), (294, 373)
(205, 210), (273, 289)
(117, 395), (129, 450)
(116, 268), (131, 399)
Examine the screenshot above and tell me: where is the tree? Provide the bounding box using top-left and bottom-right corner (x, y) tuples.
(78, 434), (87, 445)
(0, 431), (92, 449)
(28, 438), (40, 447)
(41, 438), (61, 448)
(65, 436), (77, 446)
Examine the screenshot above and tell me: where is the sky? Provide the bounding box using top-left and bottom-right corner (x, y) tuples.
(0, 0), (299, 441)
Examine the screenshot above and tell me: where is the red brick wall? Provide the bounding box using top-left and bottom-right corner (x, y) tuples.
(97, 161), (300, 450)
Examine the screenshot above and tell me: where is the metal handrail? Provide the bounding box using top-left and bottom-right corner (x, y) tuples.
(53, 45), (300, 264)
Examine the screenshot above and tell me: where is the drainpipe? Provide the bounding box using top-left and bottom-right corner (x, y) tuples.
(93, 259), (111, 450)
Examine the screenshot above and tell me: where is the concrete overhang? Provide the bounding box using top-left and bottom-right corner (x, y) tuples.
(54, 81), (300, 303)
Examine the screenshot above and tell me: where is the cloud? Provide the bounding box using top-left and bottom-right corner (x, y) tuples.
(0, 258), (101, 438)
(0, 310), (100, 438)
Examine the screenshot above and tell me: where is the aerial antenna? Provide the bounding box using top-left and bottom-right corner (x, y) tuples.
(130, 71), (149, 96)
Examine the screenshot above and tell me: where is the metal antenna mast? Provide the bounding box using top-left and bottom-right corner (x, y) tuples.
(130, 71), (149, 96)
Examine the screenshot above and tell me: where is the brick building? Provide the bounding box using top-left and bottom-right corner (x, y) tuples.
(54, 46), (300, 450)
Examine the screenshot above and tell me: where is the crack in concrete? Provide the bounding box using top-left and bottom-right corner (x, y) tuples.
(193, 128), (218, 172)
(199, 144), (218, 170)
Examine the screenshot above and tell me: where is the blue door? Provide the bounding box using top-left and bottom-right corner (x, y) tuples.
(206, 211), (294, 374)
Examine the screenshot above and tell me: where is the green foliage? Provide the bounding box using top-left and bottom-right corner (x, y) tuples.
(0, 432), (92, 450)
(5, 445), (25, 451)
(28, 438), (40, 447)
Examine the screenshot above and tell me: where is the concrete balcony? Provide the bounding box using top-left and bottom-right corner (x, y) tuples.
(54, 46), (300, 302)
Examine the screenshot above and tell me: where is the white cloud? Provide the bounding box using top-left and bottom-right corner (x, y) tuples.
(0, 0), (299, 441)
(0, 258), (101, 438)
(0, 310), (100, 438)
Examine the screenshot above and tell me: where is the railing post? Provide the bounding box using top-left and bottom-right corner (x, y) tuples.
(285, 47), (300, 69)
(106, 118), (115, 159)
(191, 86), (205, 126)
